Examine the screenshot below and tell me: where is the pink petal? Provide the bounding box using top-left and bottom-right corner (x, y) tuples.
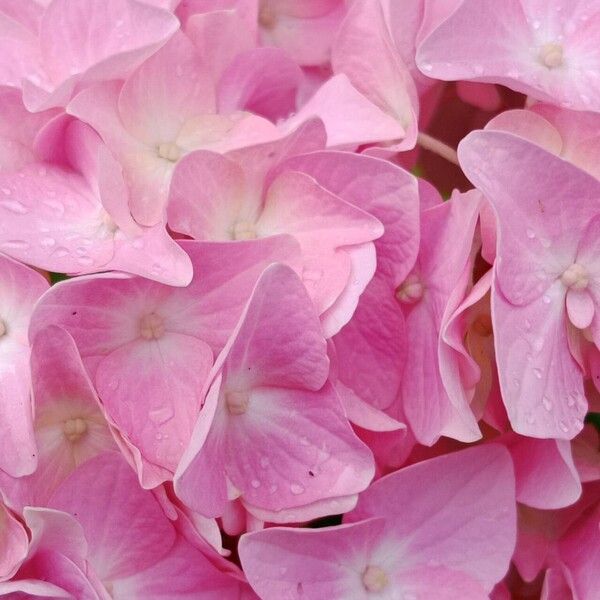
(0, 254), (48, 476)
(218, 47), (302, 121)
(27, 0), (179, 110)
(505, 435), (581, 509)
(12, 325), (116, 506)
(566, 288), (595, 330)
(486, 108), (564, 155)
(332, 0), (418, 148)
(458, 128), (600, 306)
(223, 264), (329, 390)
(118, 31), (216, 146)
(346, 444), (517, 593)
(49, 452), (176, 581)
(285, 73), (406, 148)
(95, 334), (212, 485)
(239, 519), (388, 599)
(417, 0), (600, 111)
(111, 537), (256, 599)
(491, 278), (586, 439)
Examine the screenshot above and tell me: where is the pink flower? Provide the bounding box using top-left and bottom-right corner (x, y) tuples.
(67, 31), (279, 226)
(0, 325), (115, 508)
(0, 116), (192, 284)
(167, 121), (384, 336)
(239, 444), (516, 599)
(30, 239), (299, 488)
(459, 129), (592, 438)
(417, 0), (600, 111)
(175, 264), (374, 522)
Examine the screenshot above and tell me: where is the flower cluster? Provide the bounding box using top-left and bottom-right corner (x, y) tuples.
(0, 1), (599, 598)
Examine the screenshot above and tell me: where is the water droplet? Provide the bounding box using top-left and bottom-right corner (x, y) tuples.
(299, 436), (309, 446)
(540, 238), (551, 248)
(250, 479), (261, 489)
(526, 228), (536, 239)
(542, 294), (551, 304)
(0, 199), (28, 214)
(524, 319), (532, 330)
(533, 368), (542, 379)
(1, 187), (11, 195)
(290, 482), (305, 495)
(132, 238), (144, 249)
(260, 456), (270, 468)
(542, 396), (553, 411)
(77, 256), (94, 267)
(301, 268), (323, 285)
(269, 484), (278, 494)
(149, 405), (174, 425)
(43, 199), (65, 215)
(567, 393), (577, 407)
(279, 566), (287, 575)
(54, 247), (70, 258)
(1, 240), (29, 250)
(513, 378), (521, 389)
(421, 62), (433, 72)
(559, 420), (569, 433)
(40, 237), (55, 248)
(532, 19), (541, 30)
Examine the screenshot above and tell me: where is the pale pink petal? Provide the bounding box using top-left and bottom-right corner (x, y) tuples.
(417, 0), (600, 111)
(347, 444), (517, 593)
(566, 289), (595, 330)
(486, 108), (564, 155)
(285, 74), (406, 148)
(239, 519), (388, 600)
(218, 47), (302, 121)
(5, 325), (116, 507)
(167, 150), (248, 240)
(505, 435), (581, 509)
(95, 334), (212, 485)
(49, 452), (176, 581)
(459, 130), (600, 306)
(222, 264), (329, 390)
(111, 537), (256, 599)
(185, 10), (254, 81)
(117, 32), (216, 146)
(491, 278), (586, 439)
(0, 254), (48, 476)
(332, 0), (418, 149)
(26, 0), (179, 111)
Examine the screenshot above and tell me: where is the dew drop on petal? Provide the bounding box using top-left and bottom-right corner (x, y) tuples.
(290, 483), (305, 495)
